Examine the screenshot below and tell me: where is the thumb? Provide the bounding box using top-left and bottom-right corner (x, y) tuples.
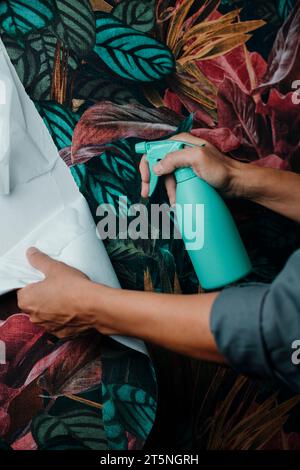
(153, 147), (201, 176)
(27, 247), (55, 275)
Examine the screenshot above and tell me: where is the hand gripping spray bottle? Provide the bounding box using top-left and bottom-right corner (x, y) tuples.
(135, 140), (252, 290)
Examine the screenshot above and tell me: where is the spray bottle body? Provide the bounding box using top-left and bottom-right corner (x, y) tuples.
(135, 140), (252, 290)
(175, 169), (252, 290)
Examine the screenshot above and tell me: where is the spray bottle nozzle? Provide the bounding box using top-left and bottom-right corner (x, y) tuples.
(135, 140), (199, 197)
(135, 142), (147, 154)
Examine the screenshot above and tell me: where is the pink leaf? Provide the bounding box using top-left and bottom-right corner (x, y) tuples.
(72, 101), (182, 164)
(12, 431), (37, 451)
(36, 335), (102, 396)
(191, 127), (241, 153)
(198, 48), (267, 95)
(167, 88), (216, 128)
(256, 0), (300, 91)
(163, 89), (183, 115)
(24, 341), (72, 387)
(256, 89), (300, 162)
(59, 146), (72, 167)
(0, 314), (44, 362)
(217, 78), (273, 158)
(0, 408), (10, 436)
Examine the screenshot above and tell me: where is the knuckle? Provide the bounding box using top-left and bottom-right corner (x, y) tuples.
(47, 262), (59, 276)
(175, 132), (190, 140)
(194, 146), (206, 159)
(163, 154), (175, 169)
(54, 329), (67, 339)
(164, 153), (172, 163)
(29, 315), (39, 324)
(57, 331), (67, 339)
(17, 289), (27, 310)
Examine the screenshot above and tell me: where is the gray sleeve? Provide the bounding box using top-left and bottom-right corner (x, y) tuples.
(210, 249), (300, 392)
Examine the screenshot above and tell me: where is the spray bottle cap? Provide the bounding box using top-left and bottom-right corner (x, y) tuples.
(135, 140), (202, 196)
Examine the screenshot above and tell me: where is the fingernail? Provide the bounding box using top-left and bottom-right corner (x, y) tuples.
(27, 247), (39, 256)
(154, 162), (164, 175)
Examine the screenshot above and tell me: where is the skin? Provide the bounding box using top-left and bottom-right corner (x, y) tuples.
(17, 133), (300, 362)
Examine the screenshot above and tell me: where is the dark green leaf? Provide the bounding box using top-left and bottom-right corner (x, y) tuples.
(73, 64), (137, 104)
(70, 163), (87, 193)
(27, 29), (77, 100)
(112, 0), (155, 33)
(101, 151), (137, 180)
(0, 437), (11, 450)
(100, 140), (138, 182)
(277, 0), (295, 20)
(35, 101), (80, 150)
(103, 383), (156, 445)
(107, 239), (151, 264)
(176, 113), (194, 134)
(88, 171), (129, 209)
(0, 0), (54, 36)
(71, 139), (141, 219)
(71, 161), (130, 219)
(94, 12), (175, 82)
(100, 341), (157, 449)
(38, 435), (90, 450)
(52, 0), (96, 58)
(158, 247), (176, 292)
(1, 33), (40, 89)
(31, 408), (108, 450)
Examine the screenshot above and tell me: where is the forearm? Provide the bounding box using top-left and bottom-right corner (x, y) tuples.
(233, 162), (300, 223)
(88, 283), (223, 362)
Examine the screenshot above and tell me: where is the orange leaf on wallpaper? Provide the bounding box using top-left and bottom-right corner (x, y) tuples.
(171, 74), (216, 109)
(178, 33), (253, 64)
(183, 9), (242, 40)
(166, 0), (196, 50)
(182, 61), (217, 96)
(182, 20), (265, 57)
(90, 0), (112, 12)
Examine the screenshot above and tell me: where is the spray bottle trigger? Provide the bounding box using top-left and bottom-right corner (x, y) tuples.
(135, 140), (198, 197)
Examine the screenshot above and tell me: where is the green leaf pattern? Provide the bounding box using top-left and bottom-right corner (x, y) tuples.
(94, 12), (175, 82)
(0, 0), (53, 36)
(112, 0), (156, 33)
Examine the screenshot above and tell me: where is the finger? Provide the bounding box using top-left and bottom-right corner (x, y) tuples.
(141, 181), (150, 199)
(139, 155), (150, 198)
(26, 247), (56, 275)
(28, 313), (43, 325)
(165, 175), (176, 206)
(29, 315), (58, 332)
(139, 155), (150, 183)
(17, 285), (36, 313)
(153, 147), (201, 176)
(169, 132), (208, 147)
(53, 326), (85, 339)
(55, 329), (77, 339)
(17, 288), (28, 313)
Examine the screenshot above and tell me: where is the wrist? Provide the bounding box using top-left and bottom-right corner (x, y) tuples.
(84, 282), (120, 335)
(228, 159), (263, 200)
(71, 279), (106, 332)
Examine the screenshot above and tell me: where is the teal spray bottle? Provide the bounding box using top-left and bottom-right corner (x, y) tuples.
(135, 140), (252, 290)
